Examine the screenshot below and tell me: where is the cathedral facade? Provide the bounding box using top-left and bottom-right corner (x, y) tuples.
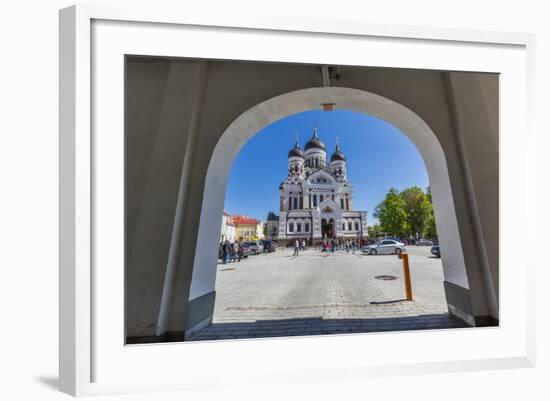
(277, 128), (368, 246)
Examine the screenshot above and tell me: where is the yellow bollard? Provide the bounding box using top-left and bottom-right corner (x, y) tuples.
(398, 252), (413, 301)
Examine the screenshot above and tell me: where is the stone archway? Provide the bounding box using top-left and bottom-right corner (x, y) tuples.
(173, 86), (475, 335)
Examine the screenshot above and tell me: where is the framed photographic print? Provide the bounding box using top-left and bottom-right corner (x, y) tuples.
(59, 4), (535, 397)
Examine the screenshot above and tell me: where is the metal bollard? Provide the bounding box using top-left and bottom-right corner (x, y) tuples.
(398, 252), (413, 301)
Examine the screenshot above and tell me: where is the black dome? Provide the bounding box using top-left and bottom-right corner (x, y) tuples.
(288, 140), (304, 158)
(330, 144), (346, 162)
(304, 128), (326, 151)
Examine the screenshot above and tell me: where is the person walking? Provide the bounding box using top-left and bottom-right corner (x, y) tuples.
(222, 239), (231, 264)
(233, 242), (241, 262)
(293, 239), (300, 256)
(301, 238), (306, 252)
(237, 242), (243, 261)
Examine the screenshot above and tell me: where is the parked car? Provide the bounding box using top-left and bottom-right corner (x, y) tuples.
(244, 241), (264, 255)
(363, 239), (406, 255)
(262, 240), (276, 253)
(431, 245), (441, 258)
(417, 238), (434, 246)
(218, 242), (250, 260)
(239, 244), (251, 259)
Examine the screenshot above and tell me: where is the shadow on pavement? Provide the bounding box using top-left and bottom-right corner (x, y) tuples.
(186, 313), (470, 341)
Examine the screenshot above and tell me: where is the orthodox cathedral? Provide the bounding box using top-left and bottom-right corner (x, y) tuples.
(277, 128), (368, 246)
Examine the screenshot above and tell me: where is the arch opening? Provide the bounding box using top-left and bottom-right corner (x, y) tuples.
(182, 87), (474, 337)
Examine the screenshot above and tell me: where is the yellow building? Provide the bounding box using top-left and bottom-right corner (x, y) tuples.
(233, 215), (263, 241)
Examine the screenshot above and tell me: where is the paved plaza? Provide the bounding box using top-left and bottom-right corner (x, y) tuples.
(187, 246), (467, 341)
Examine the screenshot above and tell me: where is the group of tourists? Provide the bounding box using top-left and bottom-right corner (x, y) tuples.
(317, 238), (365, 253)
(292, 238), (307, 256)
(291, 237), (367, 255)
(220, 239), (244, 264)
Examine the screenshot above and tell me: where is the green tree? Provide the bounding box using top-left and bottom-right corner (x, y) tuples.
(399, 186), (432, 238)
(424, 211), (437, 239)
(373, 188), (408, 237)
(424, 186), (438, 239)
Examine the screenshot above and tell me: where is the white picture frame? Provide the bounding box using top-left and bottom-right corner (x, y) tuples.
(59, 4), (536, 397)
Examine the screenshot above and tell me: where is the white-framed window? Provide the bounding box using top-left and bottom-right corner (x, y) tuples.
(355, 221), (359, 231)
(348, 221), (352, 231)
(297, 222), (302, 232)
(289, 221), (294, 232)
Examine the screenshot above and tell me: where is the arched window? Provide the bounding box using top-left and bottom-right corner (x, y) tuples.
(340, 198), (344, 209)
(355, 221), (359, 231)
(297, 222), (302, 232)
(313, 194), (317, 207)
(348, 221), (353, 231)
(293, 197), (298, 209)
(305, 222), (310, 232)
(342, 223), (346, 231)
(289, 222), (294, 232)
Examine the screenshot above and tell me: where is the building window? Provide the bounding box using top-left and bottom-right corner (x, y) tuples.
(340, 199), (344, 209)
(293, 197), (298, 209)
(305, 222), (310, 232)
(342, 223), (346, 231)
(313, 194), (317, 207)
(355, 222), (359, 231)
(320, 195), (324, 203)
(348, 221), (352, 231)
(297, 222), (302, 232)
(289, 222), (294, 232)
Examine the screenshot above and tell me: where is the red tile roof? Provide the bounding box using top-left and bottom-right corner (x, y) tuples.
(232, 215), (261, 226)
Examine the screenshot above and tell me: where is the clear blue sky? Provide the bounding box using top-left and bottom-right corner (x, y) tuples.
(224, 109), (429, 225)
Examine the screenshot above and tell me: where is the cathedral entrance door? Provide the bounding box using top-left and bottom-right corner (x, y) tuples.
(321, 218), (335, 239)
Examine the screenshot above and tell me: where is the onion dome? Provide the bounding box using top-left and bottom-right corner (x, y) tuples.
(330, 144), (346, 162)
(304, 128), (326, 152)
(288, 140), (304, 158)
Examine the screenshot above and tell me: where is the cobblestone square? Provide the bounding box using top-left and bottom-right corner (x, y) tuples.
(187, 246), (467, 341)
